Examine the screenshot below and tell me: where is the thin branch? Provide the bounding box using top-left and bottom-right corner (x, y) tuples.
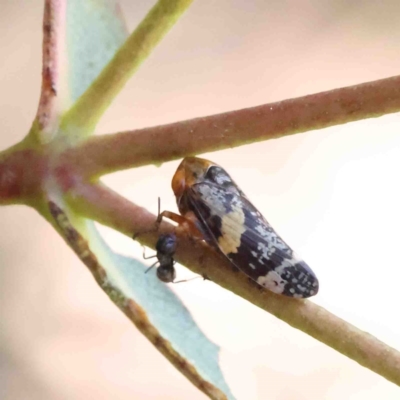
(65, 74), (400, 179)
(33, 0), (66, 140)
(67, 181), (400, 387)
(60, 0), (194, 136)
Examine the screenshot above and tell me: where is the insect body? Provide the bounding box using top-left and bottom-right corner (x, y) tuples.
(144, 232), (203, 284)
(144, 233), (177, 283)
(160, 157), (319, 298)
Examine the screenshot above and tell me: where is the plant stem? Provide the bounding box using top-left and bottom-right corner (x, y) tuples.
(64, 74), (400, 179)
(33, 0), (67, 141)
(67, 181), (400, 387)
(60, 0), (194, 137)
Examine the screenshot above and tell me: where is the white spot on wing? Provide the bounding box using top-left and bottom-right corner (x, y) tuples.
(214, 172), (232, 185)
(218, 203), (246, 254)
(257, 271), (287, 294)
(195, 184), (247, 254)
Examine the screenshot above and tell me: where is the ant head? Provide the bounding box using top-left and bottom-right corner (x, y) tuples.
(156, 233), (177, 255)
(156, 264), (176, 283)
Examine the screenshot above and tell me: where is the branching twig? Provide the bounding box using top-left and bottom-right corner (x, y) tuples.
(3, 1), (400, 395)
(65, 74), (400, 179)
(67, 181), (400, 387)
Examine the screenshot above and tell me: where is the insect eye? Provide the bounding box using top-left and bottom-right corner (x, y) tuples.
(205, 166), (232, 186)
(204, 166), (217, 180)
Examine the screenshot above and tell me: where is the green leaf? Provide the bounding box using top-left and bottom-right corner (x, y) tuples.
(30, 0), (128, 142)
(48, 201), (235, 400)
(61, 0), (194, 136)
(66, 0), (128, 103)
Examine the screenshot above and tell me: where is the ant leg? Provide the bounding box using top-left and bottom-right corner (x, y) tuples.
(145, 261), (159, 274)
(173, 271), (212, 284)
(173, 275), (203, 284)
(142, 246), (157, 260)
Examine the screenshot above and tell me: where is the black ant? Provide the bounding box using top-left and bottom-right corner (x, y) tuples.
(143, 233), (178, 283)
(143, 233), (208, 284)
(137, 198), (207, 284)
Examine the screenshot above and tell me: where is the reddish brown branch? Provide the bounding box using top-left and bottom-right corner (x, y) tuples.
(0, 146), (46, 204)
(35, 0), (65, 134)
(67, 74), (400, 179)
(67, 182), (400, 386)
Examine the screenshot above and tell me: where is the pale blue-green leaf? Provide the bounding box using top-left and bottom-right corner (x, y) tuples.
(83, 221), (236, 400)
(48, 198), (234, 398)
(66, 0), (128, 102)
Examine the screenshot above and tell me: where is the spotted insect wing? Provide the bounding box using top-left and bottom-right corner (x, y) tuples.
(170, 157), (319, 298)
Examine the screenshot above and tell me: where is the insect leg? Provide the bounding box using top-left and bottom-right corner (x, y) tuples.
(142, 246), (157, 260)
(145, 260), (159, 274)
(173, 275), (202, 284)
(158, 210), (206, 240)
(173, 272), (211, 284)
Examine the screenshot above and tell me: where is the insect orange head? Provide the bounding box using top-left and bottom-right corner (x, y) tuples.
(172, 157), (212, 195)
(172, 157), (217, 214)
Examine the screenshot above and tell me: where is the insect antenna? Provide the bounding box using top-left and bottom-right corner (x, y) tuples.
(132, 197), (162, 240)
